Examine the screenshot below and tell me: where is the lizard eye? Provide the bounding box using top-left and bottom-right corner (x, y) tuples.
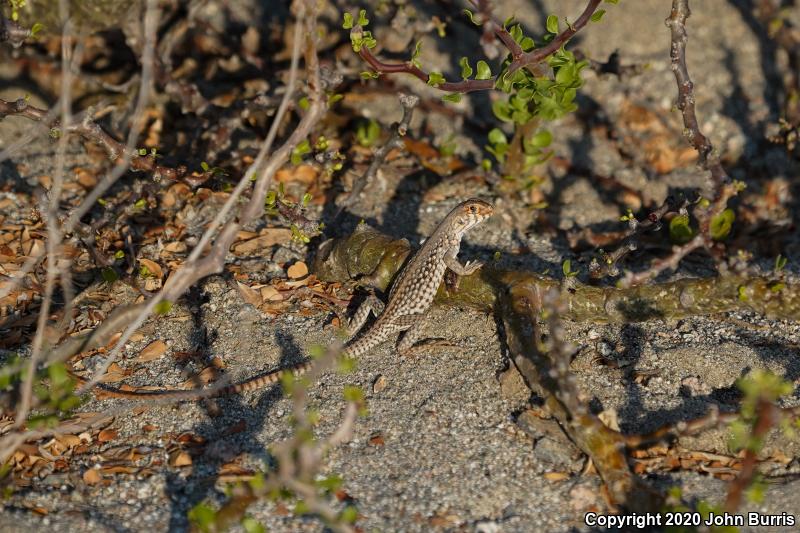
(469, 205), (477, 214)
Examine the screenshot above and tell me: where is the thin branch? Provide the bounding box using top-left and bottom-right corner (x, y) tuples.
(616, 0), (741, 287)
(0, 97), (195, 183)
(335, 93), (418, 218)
(502, 283), (662, 510)
(467, 0), (523, 60)
(15, 5), (76, 428)
(0, 6), (30, 47)
(507, 0), (603, 75)
(665, 0), (737, 230)
(75, 0), (329, 395)
(354, 0), (603, 93)
(355, 38), (493, 93)
(618, 234), (705, 287)
(724, 398), (776, 512)
(589, 196), (681, 280)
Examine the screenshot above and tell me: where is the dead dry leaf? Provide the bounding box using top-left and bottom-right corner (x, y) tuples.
(169, 451), (193, 467)
(232, 229), (292, 255)
(83, 468), (101, 485)
(287, 261), (308, 279)
(136, 340), (168, 362)
(236, 282), (262, 306)
(138, 258), (163, 279)
(372, 375), (387, 394)
(275, 164), (318, 186)
(97, 429), (118, 443)
(260, 285), (283, 302)
(99, 362), (130, 383)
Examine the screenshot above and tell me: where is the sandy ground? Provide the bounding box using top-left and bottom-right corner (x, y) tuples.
(2, 0), (799, 531)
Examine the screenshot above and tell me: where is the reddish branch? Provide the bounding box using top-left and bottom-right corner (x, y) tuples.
(357, 43), (493, 93)
(724, 398), (776, 513)
(356, 0), (603, 92)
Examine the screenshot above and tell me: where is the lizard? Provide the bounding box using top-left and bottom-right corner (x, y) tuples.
(69, 198), (494, 400)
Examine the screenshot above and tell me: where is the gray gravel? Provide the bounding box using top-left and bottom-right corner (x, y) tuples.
(2, 0), (800, 532)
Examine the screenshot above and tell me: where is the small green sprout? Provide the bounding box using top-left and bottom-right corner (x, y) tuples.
(356, 119), (380, 147)
(562, 259), (578, 277)
(154, 300), (172, 315)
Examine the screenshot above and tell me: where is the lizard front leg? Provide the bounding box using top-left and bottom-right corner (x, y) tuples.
(344, 293), (385, 339)
(444, 253), (483, 277)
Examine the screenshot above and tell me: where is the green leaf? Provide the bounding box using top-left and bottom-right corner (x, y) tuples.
(475, 60), (491, 80)
(200, 161), (210, 172)
(669, 214), (695, 244)
(503, 15), (515, 30)
(590, 10), (606, 22)
(188, 502), (217, 531)
(459, 57), (473, 79)
(339, 505), (359, 524)
(154, 300), (172, 315)
(356, 119), (380, 147)
(745, 478), (766, 504)
(357, 9), (369, 27)
(519, 36), (535, 51)
(290, 224), (310, 243)
(463, 9), (481, 26)
(546, 14), (559, 34)
(709, 208), (735, 240)
(241, 517), (265, 533)
(114, 250), (125, 259)
(48, 362), (69, 386)
(487, 128), (507, 146)
(338, 356), (357, 374)
(527, 130), (552, 149)
(30, 22), (45, 37)
(327, 93), (343, 107)
(101, 267), (118, 283)
(605, 0), (619, 4)
(360, 70), (379, 80)
(427, 72), (446, 87)
(775, 254), (787, 272)
(562, 259), (578, 277)
(411, 41), (423, 69)
(343, 385), (364, 402)
(442, 93), (462, 103)
(342, 12), (353, 29)
(492, 100), (512, 122)
(316, 474), (344, 491)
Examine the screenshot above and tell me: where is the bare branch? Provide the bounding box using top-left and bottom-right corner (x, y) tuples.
(0, 7), (30, 47)
(75, 0), (330, 395)
(335, 93), (418, 217)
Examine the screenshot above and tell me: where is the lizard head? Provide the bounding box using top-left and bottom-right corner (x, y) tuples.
(453, 198), (494, 234)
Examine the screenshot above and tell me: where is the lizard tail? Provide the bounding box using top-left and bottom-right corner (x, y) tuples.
(69, 359), (314, 400)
